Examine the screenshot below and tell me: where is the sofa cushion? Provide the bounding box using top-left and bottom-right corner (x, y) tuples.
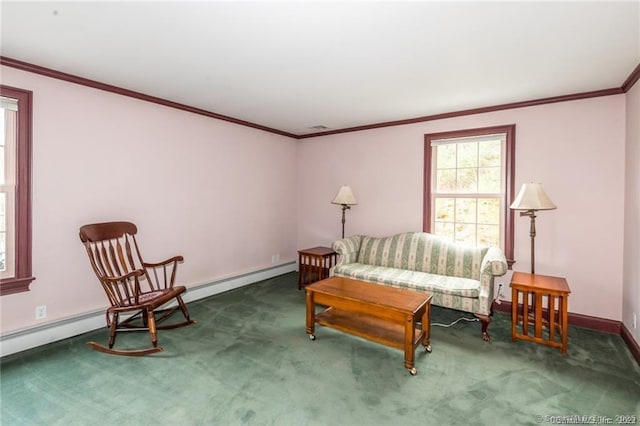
(333, 263), (480, 298)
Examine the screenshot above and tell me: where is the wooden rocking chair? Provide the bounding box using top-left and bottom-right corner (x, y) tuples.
(79, 221), (195, 356)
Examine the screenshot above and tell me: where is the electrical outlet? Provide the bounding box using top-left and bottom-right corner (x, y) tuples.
(271, 254), (280, 265)
(35, 305), (47, 320)
(494, 282), (503, 304)
(634, 313), (637, 330)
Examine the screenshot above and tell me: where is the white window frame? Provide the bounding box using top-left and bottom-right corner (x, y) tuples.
(1, 98), (18, 278)
(430, 133), (507, 248)
(423, 125), (516, 266)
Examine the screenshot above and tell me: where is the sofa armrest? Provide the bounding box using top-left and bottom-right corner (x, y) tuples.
(475, 247), (508, 315)
(332, 235), (362, 268)
(481, 246), (508, 277)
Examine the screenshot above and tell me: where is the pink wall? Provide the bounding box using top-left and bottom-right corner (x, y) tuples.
(0, 66), (298, 333)
(624, 80), (640, 342)
(297, 95), (626, 320)
(0, 64), (632, 336)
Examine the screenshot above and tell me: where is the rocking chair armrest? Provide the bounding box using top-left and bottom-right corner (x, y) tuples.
(101, 269), (145, 283)
(142, 256), (184, 268)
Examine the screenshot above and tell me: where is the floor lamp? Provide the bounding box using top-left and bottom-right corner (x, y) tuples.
(510, 182), (557, 274)
(331, 186), (357, 239)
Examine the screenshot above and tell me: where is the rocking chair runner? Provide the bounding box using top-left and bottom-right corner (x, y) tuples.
(79, 221), (195, 356)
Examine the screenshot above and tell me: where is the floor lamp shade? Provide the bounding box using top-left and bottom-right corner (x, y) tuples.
(510, 183), (556, 274)
(510, 183), (557, 211)
(332, 186), (357, 206)
(332, 186), (357, 238)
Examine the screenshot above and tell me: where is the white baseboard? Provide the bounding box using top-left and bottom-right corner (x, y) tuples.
(0, 262), (296, 358)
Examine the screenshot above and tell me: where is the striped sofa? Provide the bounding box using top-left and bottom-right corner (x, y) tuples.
(330, 232), (508, 340)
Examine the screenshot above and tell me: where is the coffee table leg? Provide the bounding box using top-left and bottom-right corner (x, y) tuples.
(422, 303), (432, 353)
(305, 290), (316, 340)
(404, 316), (417, 375)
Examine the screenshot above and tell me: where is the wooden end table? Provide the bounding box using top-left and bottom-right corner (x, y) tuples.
(297, 247), (337, 290)
(510, 272), (571, 355)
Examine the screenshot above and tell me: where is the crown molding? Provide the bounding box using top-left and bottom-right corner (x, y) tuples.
(0, 56), (298, 139)
(297, 88), (623, 138)
(622, 63), (640, 93)
(2, 56), (638, 139)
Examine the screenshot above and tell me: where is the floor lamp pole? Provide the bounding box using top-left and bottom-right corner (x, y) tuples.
(340, 204), (350, 239)
(521, 210), (538, 274)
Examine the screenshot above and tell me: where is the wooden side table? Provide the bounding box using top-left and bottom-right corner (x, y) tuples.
(510, 272), (571, 355)
(297, 247), (337, 290)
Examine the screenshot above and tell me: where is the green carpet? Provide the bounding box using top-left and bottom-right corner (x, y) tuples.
(2, 272), (639, 425)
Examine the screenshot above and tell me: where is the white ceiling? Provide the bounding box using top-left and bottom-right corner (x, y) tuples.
(1, 1), (639, 137)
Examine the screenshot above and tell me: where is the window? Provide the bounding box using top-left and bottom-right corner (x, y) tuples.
(424, 125), (515, 266)
(1, 97), (17, 277)
(0, 85), (34, 295)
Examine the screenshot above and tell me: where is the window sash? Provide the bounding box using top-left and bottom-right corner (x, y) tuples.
(431, 194), (505, 247)
(0, 188), (15, 277)
(430, 132), (507, 147)
(1, 106), (17, 278)
(429, 135), (507, 248)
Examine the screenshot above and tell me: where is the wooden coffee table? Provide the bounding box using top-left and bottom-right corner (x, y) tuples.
(305, 276), (432, 375)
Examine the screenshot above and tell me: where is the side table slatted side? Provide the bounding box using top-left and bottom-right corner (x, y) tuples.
(297, 247), (338, 290)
